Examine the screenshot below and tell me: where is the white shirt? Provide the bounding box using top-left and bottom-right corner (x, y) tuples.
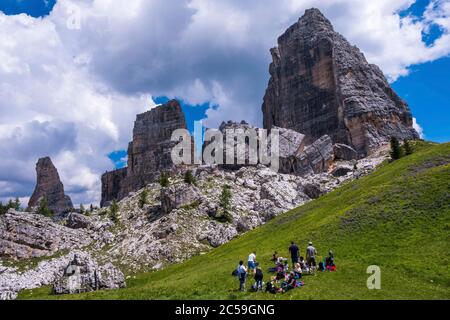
(237, 265), (247, 275)
(248, 253), (256, 263)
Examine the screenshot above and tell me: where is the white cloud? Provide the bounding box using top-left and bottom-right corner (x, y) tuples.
(0, 0), (449, 204)
(413, 118), (425, 139)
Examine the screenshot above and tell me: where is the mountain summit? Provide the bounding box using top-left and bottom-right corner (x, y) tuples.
(262, 8), (419, 156)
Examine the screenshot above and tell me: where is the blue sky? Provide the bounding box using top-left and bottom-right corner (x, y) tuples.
(0, 0), (56, 17)
(0, 0), (449, 205)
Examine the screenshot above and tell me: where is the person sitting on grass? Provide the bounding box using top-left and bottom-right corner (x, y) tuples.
(276, 269), (286, 281)
(254, 267), (264, 291)
(237, 260), (247, 292)
(282, 272), (298, 293)
(293, 263), (303, 279)
(299, 256), (309, 274)
(271, 251), (279, 262)
(266, 280), (283, 294)
(325, 251), (336, 271)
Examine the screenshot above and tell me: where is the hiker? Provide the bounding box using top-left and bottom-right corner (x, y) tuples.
(254, 267), (264, 291)
(293, 263), (303, 279)
(306, 242), (317, 272)
(299, 256), (309, 273)
(237, 260), (247, 291)
(326, 251), (336, 271)
(271, 251), (279, 262)
(248, 251), (257, 274)
(288, 241), (299, 265)
(282, 259), (289, 272)
(318, 261), (325, 272)
(265, 281), (277, 294)
(283, 272), (297, 292)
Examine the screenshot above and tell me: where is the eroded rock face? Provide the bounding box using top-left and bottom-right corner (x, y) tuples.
(290, 135), (335, 176)
(101, 168), (127, 208)
(262, 8), (419, 156)
(0, 210), (92, 260)
(101, 100), (190, 206)
(28, 157), (73, 215)
(203, 121), (260, 170)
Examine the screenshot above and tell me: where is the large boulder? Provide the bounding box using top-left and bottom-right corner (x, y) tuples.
(303, 183), (324, 199)
(0, 210), (92, 260)
(161, 184), (202, 214)
(53, 252), (125, 295)
(331, 165), (354, 177)
(67, 213), (92, 229)
(262, 8), (419, 156)
(28, 157), (73, 215)
(334, 143), (359, 161)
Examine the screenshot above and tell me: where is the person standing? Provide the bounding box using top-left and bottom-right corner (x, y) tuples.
(288, 241), (299, 265)
(237, 260), (247, 292)
(254, 267), (264, 291)
(248, 251), (257, 274)
(306, 242), (317, 272)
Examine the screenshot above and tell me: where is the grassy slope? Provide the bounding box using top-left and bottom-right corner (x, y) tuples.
(20, 142), (450, 300)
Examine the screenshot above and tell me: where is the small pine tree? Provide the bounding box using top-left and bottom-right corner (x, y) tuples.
(404, 139), (413, 156)
(90, 204), (94, 213)
(219, 185), (232, 213)
(0, 201), (5, 215)
(79, 204), (85, 214)
(13, 197), (21, 211)
(159, 172), (170, 188)
(38, 197), (53, 217)
(109, 200), (119, 223)
(138, 190), (148, 209)
(7, 199), (14, 211)
(390, 137), (403, 160)
(184, 170), (197, 185)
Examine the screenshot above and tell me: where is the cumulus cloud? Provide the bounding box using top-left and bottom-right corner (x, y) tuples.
(0, 0), (449, 204)
(413, 118), (426, 139)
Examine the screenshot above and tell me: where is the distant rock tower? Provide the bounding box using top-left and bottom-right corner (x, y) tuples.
(101, 100), (191, 207)
(28, 157), (73, 215)
(262, 8), (419, 156)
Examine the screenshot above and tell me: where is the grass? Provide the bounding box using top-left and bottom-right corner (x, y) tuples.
(18, 142), (450, 300)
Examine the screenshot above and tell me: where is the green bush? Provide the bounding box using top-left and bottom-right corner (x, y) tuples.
(217, 185), (233, 223)
(109, 200), (119, 223)
(0, 199), (19, 215)
(37, 198), (53, 217)
(390, 137), (403, 160)
(159, 172), (170, 188)
(404, 139), (414, 156)
(139, 190), (148, 209)
(184, 170), (197, 186)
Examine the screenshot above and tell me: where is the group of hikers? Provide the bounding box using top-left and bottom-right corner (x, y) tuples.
(235, 242), (336, 293)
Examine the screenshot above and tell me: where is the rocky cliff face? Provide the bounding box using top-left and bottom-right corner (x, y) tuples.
(28, 157), (73, 215)
(101, 100), (189, 206)
(262, 8), (419, 156)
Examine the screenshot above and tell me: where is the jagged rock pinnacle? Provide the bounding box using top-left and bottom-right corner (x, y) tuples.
(263, 8), (419, 156)
(28, 157), (73, 215)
